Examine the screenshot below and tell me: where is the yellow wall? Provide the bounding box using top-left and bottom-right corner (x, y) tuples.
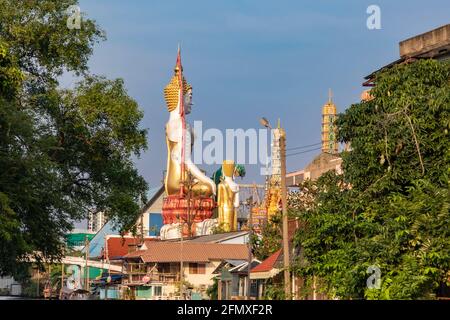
(184, 260), (220, 289)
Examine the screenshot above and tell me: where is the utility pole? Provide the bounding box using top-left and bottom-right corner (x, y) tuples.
(246, 192), (254, 300)
(218, 278), (222, 300)
(60, 259), (64, 299)
(140, 204), (144, 243)
(279, 127), (291, 299)
(186, 172), (192, 238)
(48, 263), (52, 299)
(260, 117), (291, 299)
(179, 221), (184, 299)
(179, 171), (196, 298)
(36, 267), (40, 298)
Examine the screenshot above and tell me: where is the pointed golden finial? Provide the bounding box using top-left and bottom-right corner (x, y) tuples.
(164, 46), (191, 112)
(328, 88), (333, 103)
(174, 43), (182, 72)
(277, 118), (281, 129)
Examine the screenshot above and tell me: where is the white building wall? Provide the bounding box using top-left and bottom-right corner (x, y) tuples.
(220, 234), (248, 244)
(184, 260), (221, 290)
(0, 276), (22, 296)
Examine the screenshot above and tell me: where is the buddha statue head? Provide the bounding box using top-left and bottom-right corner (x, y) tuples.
(164, 63), (193, 115)
(184, 87), (193, 115)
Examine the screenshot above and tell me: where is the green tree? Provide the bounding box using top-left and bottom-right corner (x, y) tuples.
(251, 212), (283, 261)
(293, 60), (450, 299)
(263, 281), (285, 300)
(206, 278), (219, 300)
(0, 1), (148, 276)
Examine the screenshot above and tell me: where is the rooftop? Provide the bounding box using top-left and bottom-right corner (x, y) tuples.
(104, 236), (156, 260)
(364, 24), (450, 86)
(185, 231), (249, 243)
(399, 24), (450, 59)
(82, 185), (163, 257)
(124, 242), (249, 263)
(251, 249), (282, 273)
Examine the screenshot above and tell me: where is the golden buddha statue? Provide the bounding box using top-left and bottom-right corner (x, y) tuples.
(217, 160), (240, 232)
(163, 52), (216, 198)
(267, 187), (281, 219)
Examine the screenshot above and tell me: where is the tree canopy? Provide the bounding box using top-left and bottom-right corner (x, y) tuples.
(293, 60), (450, 299)
(0, 0), (148, 276)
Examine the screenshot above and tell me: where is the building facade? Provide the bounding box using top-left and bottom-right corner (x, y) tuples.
(122, 242), (248, 300)
(88, 211), (107, 233)
(321, 90), (338, 155)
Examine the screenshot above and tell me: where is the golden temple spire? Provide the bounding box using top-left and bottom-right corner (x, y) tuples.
(175, 44), (182, 72)
(164, 48), (192, 112)
(322, 89), (338, 155)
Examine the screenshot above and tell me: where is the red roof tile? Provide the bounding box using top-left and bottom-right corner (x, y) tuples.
(251, 249), (282, 273)
(105, 237), (155, 259)
(124, 242), (248, 263)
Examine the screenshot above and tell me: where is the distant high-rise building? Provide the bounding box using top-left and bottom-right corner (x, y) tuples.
(321, 89), (338, 155)
(87, 211), (106, 233)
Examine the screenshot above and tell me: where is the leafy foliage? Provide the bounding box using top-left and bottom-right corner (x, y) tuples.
(206, 277), (219, 300)
(293, 60), (450, 299)
(251, 212), (282, 261)
(0, 1), (148, 276)
(263, 281), (285, 300)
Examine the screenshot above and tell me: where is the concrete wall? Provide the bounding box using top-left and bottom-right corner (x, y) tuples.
(220, 234), (248, 244)
(0, 276), (22, 296)
(304, 153), (342, 181)
(400, 24), (450, 58)
(184, 260), (220, 289)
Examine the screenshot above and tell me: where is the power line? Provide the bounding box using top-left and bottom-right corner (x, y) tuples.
(286, 142), (321, 151)
(286, 147), (322, 157)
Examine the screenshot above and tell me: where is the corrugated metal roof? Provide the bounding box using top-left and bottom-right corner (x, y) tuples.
(186, 231), (248, 243)
(124, 242), (249, 263)
(230, 260), (261, 273)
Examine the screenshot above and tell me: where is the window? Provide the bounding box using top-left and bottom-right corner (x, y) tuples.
(157, 263), (179, 274)
(158, 263), (170, 273)
(250, 281), (258, 298)
(154, 286), (162, 296)
(189, 263), (206, 274)
(149, 213), (163, 236)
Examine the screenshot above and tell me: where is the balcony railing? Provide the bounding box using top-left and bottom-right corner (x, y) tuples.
(127, 273), (180, 284)
(151, 296), (183, 300)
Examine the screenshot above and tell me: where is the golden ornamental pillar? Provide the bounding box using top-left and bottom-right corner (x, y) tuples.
(217, 160), (240, 232)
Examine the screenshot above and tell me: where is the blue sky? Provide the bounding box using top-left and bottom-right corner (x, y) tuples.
(75, 0), (449, 188)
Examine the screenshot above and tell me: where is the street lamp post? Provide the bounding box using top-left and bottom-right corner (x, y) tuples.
(260, 117), (291, 299)
(246, 195), (254, 300)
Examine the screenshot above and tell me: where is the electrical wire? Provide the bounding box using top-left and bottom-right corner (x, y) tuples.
(286, 147), (322, 157)
(286, 142), (321, 151)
